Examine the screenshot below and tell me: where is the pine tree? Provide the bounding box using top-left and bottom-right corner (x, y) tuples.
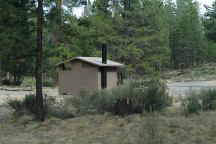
(203, 1), (216, 43)
(0, 0), (35, 84)
(36, 0), (44, 122)
(110, 0), (170, 76)
(203, 0), (216, 62)
(89, 0), (114, 48)
(172, 0), (203, 68)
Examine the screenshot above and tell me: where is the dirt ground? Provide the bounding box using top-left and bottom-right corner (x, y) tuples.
(0, 87), (58, 105)
(167, 80), (216, 96)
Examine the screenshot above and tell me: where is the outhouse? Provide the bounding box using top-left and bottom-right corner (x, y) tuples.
(56, 45), (123, 95)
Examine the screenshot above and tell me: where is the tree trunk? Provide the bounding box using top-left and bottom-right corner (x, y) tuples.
(181, 48), (184, 73)
(13, 69), (17, 85)
(52, 0), (62, 47)
(123, 0), (131, 10)
(36, 0), (44, 122)
(172, 45), (177, 69)
(56, 0), (62, 15)
(196, 51), (199, 66)
(0, 58), (2, 86)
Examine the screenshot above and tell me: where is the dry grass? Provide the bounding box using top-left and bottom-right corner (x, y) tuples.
(165, 63), (216, 82)
(1, 104), (216, 144)
(0, 109), (141, 144)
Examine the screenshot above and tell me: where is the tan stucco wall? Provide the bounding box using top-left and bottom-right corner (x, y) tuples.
(107, 71), (118, 90)
(98, 67), (118, 90)
(58, 60), (99, 95)
(98, 71), (101, 89)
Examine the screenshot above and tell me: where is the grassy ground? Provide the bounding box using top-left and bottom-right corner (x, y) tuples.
(0, 79), (216, 144)
(1, 104), (216, 144)
(164, 63), (216, 82)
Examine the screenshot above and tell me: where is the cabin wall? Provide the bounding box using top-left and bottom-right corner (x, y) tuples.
(58, 60), (99, 95)
(107, 71), (118, 90)
(98, 67), (118, 90)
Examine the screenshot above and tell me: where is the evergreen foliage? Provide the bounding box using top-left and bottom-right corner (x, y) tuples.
(0, 0), (216, 83)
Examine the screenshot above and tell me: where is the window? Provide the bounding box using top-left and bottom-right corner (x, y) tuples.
(82, 62), (96, 68)
(60, 64), (72, 71)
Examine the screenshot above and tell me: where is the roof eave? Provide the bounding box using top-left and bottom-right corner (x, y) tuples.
(56, 57), (124, 67)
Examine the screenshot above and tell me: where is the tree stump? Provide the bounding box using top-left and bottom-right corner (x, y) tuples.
(114, 98), (132, 116)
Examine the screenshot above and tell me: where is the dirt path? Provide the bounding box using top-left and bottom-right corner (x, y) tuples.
(168, 80), (216, 96)
(0, 88), (58, 105)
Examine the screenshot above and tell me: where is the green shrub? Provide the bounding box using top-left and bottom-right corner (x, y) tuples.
(2, 79), (12, 86)
(182, 90), (201, 114)
(7, 94), (37, 116)
(7, 98), (24, 115)
(44, 95), (75, 119)
(7, 94), (73, 119)
(139, 80), (171, 111)
(64, 79), (171, 116)
(43, 78), (54, 87)
(116, 79), (171, 112)
(23, 94), (36, 115)
(199, 89), (216, 110)
(21, 77), (54, 88)
(21, 77), (35, 88)
(64, 90), (115, 116)
(3, 79), (21, 86)
(182, 88), (216, 114)
(8, 79), (171, 118)
(45, 105), (75, 119)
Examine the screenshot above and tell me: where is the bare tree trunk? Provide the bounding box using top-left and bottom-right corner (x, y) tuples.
(36, 0), (44, 122)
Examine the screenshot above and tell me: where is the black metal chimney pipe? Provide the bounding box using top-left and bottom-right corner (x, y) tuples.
(102, 44), (107, 64)
(101, 44), (107, 89)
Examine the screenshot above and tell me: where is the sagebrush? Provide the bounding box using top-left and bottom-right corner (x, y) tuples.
(182, 88), (216, 114)
(64, 79), (171, 116)
(7, 94), (70, 118)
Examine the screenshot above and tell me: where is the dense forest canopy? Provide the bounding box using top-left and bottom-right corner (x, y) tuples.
(0, 0), (216, 84)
